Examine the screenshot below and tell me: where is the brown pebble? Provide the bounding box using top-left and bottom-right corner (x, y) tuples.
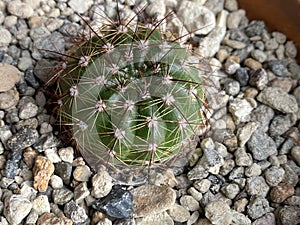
(244, 58), (262, 70)
(270, 183), (294, 203)
(269, 78), (293, 93)
(37, 212), (72, 225)
(23, 147), (38, 168)
(33, 156), (55, 192)
(244, 87), (259, 99)
(0, 63), (21, 92)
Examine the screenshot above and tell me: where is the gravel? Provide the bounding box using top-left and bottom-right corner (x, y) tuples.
(0, 0), (299, 224)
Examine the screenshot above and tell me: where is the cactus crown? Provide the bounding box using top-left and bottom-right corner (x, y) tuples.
(55, 9), (207, 172)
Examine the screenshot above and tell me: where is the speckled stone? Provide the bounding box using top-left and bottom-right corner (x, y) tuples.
(33, 156), (54, 192)
(0, 63), (21, 92)
(205, 200), (232, 225)
(37, 212), (72, 225)
(270, 183), (294, 203)
(168, 203), (190, 223)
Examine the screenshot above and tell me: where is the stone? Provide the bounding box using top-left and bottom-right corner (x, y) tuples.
(32, 195), (50, 215)
(252, 212), (276, 225)
(227, 9), (246, 29)
(68, 0), (93, 14)
(234, 147), (253, 166)
(177, 2), (216, 35)
(33, 156), (55, 192)
(64, 200), (88, 223)
(0, 90), (19, 110)
(131, 185), (176, 217)
(236, 122), (259, 147)
(37, 213), (72, 225)
(269, 115), (293, 137)
(19, 102), (39, 119)
(249, 68), (268, 90)
(264, 166), (285, 186)
(228, 98), (253, 123)
(278, 206), (300, 225)
(0, 28), (12, 47)
(221, 183), (239, 199)
(291, 146), (300, 166)
(54, 162), (72, 185)
(231, 210), (251, 225)
(270, 183), (294, 203)
(224, 79), (240, 96)
(7, 0), (34, 18)
(257, 87), (298, 113)
(272, 31), (287, 44)
(180, 195), (200, 212)
(270, 77), (293, 93)
(50, 175), (64, 189)
(244, 20), (265, 37)
(73, 165), (92, 182)
(187, 165), (209, 180)
(234, 67), (249, 86)
(168, 204), (190, 223)
(285, 41), (297, 58)
(268, 60), (289, 77)
(3, 194), (32, 225)
(250, 105), (274, 132)
(247, 196), (272, 220)
(0, 63), (21, 92)
(52, 188), (74, 205)
(96, 218), (113, 225)
(135, 211), (174, 225)
(244, 58), (262, 70)
(247, 129), (277, 161)
(93, 187), (134, 219)
(7, 126), (39, 151)
(224, 0), (238, 11)
(246, 176), (269, 197)
(91, 167), (113, 198)
(58, 147), (74, 163)
(245, 163), (261, 177)
(205, 200), (232, 225)
(198, 10), (228, 57)
(251, 49), (267, 63)
(265, 38), (279, 50)
(282, 164), (299, 186)
(74, 182), (90, 204)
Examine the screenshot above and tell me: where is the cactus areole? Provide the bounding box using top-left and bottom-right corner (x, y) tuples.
(56, 19), (207, 171)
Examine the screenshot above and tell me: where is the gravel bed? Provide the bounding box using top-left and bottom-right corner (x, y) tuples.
(0, 0), (300, 224)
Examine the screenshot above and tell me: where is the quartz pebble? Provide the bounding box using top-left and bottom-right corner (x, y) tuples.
(33, 156), (55, 192)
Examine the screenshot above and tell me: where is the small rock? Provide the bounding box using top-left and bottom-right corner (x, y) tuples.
(244, 58), (262, 70)
(228, 98), (253, 123)
(246, 176), (269, 197)
(0, 90), (19, 110)
(249, 68), (268, 90)
(58, 147), (74, 163)
(264, 166), (285, 186)
(180, 195), (200, 212)
(265, 38), (279, 50)
(252, 212), (276, 225)
(251, 49), (267, 63)
(270, 183), (294, 203)
(285, 41), (297, 58)
(33, 156), (55, 192)
(74, 182), (90, 204)
(64, 200), (88, 223)
(52, 188), (74, 205)
(54, 162), (72, 185)
(177, 2), (216, 35)
(224, 0), (238, 11)
(96, 218), (112, 225)
(91, 167), (113, 198)
(187, 165), (209, 180)
(205, 200), (232, 225)
(68, 0), (93, 14)
(234, 147), (252, 166)
(50, 175), (64, 189)
(7, 126), (39, 151)
(32, 195), (50, 215)
(222, 39), (246, 49)
(278, 206), (300, 225)
(204, 0), (225, 14)
(231, 210), (251, 225)
(291, 146), (300, 166)
(168, 203), (190, 223)
(132, 184), (175, 217)
(269, 77), (293, 92)
(282, 164), (299, 186)
(268, 60), (289, 77)
(250, 105), (274, 132)
(224, 79), (240, 96)
(19, 102), (39, 119)
(93, 187), (134, 219)
(245, 163), (262, 177)
(247, 196), (272, 219)
(0, 28), (12, 47)
(269, 115), (292, 137)
(37, 212), (72, 225)
(245, 20), (265, 37)
(272, 31), (287, 44)
(3, 194), (32, 225)
(227, 9), (246, 29)
(0, 63), (21, 92)
(7, 1), (34, 18)
(247, 129), (277, 161)
(257, 87), (298, 113)
(73, 165), (92, 182)
(236, 122), (259, 147)
(234, 67), (249, 86)
(135, 211), (174, 225)
(221, 183), (239, 199)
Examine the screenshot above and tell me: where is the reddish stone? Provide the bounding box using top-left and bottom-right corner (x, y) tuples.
(270, 183), (294, 203)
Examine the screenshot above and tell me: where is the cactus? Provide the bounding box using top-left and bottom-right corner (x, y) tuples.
(55, 10), (207, 172)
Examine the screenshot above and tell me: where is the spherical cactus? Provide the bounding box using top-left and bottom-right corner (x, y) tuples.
(55, 12), (208, 173)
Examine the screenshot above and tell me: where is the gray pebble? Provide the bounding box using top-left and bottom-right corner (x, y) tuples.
(180, 195), (200, 212)
(73, 165), (92, 182)
(234, 147), (253, 166)
(278, 206), (300, 225)
(64, 200), (88, 223)
(249, 68), (268, 90)
(265, 38), (279, 50)
(74, 182), (90, 204)
(231, 210), (251, 225)
(7, 1), (34, 18)
(245, 163), (262, 177)
(245, 20), (265, 37)
(204, 0), (225, 14)
(194, 179), (211, 193)
(224, 0), (238, 11)
(205, 200), (232, 225)
(168, 203), (190, 223)
(264, 166), (285, 186)
(0, 28), (12, 47)
(272, 31), (287, 44)
(52, 188), (74, 205)
(227, 9), (246, 29)
(250, 105), (274, 132)
(91, 167), (113, 198)
(246, 176), (269, 197)
(291, 146), (300, 166)
(228, 98), (253, 123)
(221, 183), (239, 199)
(269, 115), (292, 137)
(68, 0), (93, 14)
(247, 196), (272, 220)
(32, 195), (51, 215)
(285, 41), (297, 58)
(251, 49), (267, 63)
(187, 165), (209, 180)
(268, 60), (289, 77)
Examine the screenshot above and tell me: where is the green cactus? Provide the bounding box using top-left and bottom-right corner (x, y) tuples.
(55, 13), (207, 171)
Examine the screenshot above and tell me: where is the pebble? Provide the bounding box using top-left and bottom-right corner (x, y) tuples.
(270, 183), (294, 203)
(0, 63), (22, 92)
(131, 185), (175, 217)
(205, 200), (232, 225)
(3, 194), (33, 225)
(247, 196), (272, 219)
(0, 90), (19, 110)
(234, 67), (249, 86)
(257, 87), (298, 113)
(50, 175), (64, 189)
(291, 146), (300, 166)
(265, 38), (279, 50)
(236, 122), (259, 147)
(7, 1), (34, 18)
(0, 28), (12, 47)
(180, 195), (200, 212)
(228, 98), (253, 123)
(91, 167), (113, 198)
(272, 31), (287, 44)
(32, 195), (51, 215)
(252, 212), (276, 225)
(264, 166), (285, 186)
(246, 176), (269, 197)
(227, 9), (246, 29)
(168, 203), (190, 223)
(187, 165), (209, 180)
(221, 183), (239, 199)
(37, 212), (72, 225)
(244, 20), (265, 37)
(177, 2), (216, 35)
(234, 147), (252, 166)
(224, 0), (238, 11)
(52, 187), (74, 205)
(250, 49), (267, 63)
(7, 126), (39, 151)
(285, 41), (297, 58)
(231, 210), (251, 225)
(135, 211), (174, 225)
(249, 68), (268, 90)
(269, 115), (292, 137)
(74, 182), (90, 203)
(58, 147), (74, 163)
(64, 200), (88, 223)
(54, 162), (72, 185)
(278, 206), (300, 225)
(267, 60), (289, 76)
(244, 58), (262, 70)
(33, 156), (55, 192)
(68, 0), (93, 14)
(19, 101), (39, 119)
(73, 165), (92, 182)
(269, 77), (293, 92)
(224, 58), (240, 75)
(93, 187), (134, 219)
